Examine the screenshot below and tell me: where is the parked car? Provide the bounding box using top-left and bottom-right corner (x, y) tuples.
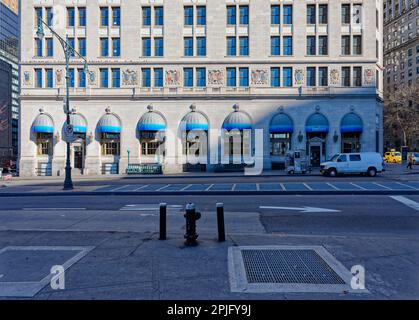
(321, 152), (384, 177)
(408, 152), (419, 165)
(384, 151), (402, 164)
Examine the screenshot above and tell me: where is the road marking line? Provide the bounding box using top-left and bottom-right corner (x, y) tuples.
(205, 184), (214, 191)
(256, 183), (260, 191)
(279, 183), (286, 191)
(134, 185), (150, 191)
(231, 184), (237, 191)
(109, 185), (129, 192)
(326, 183), (340, 190)
(350, 183), (366, 190)
(390, 196), (419, 212)
(396, 182), (416, 190)
(373, 182), (392, 190)
(181, 184), (193, 191)
(23, 208), (86, 211)
(156, 184), (170, 191)
(302, 183), (313, 191)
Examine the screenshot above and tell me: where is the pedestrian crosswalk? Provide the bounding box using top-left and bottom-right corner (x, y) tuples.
(95, 181), (419, 193)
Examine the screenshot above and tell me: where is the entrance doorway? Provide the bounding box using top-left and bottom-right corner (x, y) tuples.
(307, 136), (326, 167)
(72, 140), (85, 173)
(309, 145), (321, 167)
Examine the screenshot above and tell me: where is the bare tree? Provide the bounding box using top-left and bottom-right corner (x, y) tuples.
(384, 83), (419, 148)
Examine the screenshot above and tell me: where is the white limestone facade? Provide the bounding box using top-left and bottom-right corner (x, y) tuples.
(19, 0), (384, 176)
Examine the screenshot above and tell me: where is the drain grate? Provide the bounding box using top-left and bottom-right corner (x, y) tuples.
(242, 249), (345, 285)
(229, 246), (368, 293)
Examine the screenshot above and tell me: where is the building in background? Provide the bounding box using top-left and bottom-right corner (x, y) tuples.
(0, 0), (19, 166)
(19, 0), (383, 177)
(383, 0), (419, 150)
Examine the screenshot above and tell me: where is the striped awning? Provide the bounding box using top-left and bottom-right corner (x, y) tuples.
(180, 111), (209, 131)
(341, 113), (363, 133)
(69, 113), (87, 133)
(97, 113), (121, 133)
(222, 110), (252, 131)
(33, 113), (54, 133)
(270, 113), (294, 133)
(138, 111), (166, 131)
(305, 113), (329, 133)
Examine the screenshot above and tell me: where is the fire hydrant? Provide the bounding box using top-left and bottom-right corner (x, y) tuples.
(184, 203), (201, 246)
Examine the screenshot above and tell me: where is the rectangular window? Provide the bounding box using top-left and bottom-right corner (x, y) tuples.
(307, 36), (316, 55)
(78, 69), (86, 88)
(35, 69), (42, 88)
(240, 5), (249, 25)
(46, 69), (53, 88)
(307, 5), (316, 24)
(283, 36), (293, 55)
(197, 37), (206, 56)
(239, 37), (249, 56)
(341, 4), (350, 24)
(154, 68), (163, 87)
(46, 38), (53, 57)
(319, 67), (328, 86)
(35, 38), (43, 57)
(184, 6), (193, 26)
(227, 68), (236, 87)
(68, 38), (75, 57)
(196, 68), (206, 87)
(35, 7), (43, 24)
(112, 7), (121, 26)
(319, 36), (328, 55)
(271, 5), (280, 25)
(154, 38), (164, 56)
(68, 68), (75, 88)
(46, 7), (53, 26)
(79, 38), (86, 57)
(283, 5), (293, 24)
(67, 7), (75, 27)
(271, 36), (280, 56)
(143, 7), (151, 26)
(341, 36), (350, 55)
(271, 67), (280, 87)
(100, 38), (109, 57)
(227, 37), (236, 56)
(100, 68), (109, 88)
(112, 38), (120, 57)
(155, 7), (164, 26)
(306, 67), (316, 86)
(239, 68), (249, 87)
(184, 37), (193, 56)
(319, 4), (328, 24)
(112, 68), (120, 88)
(100, 7), (109, 27)
(342, 67), (351, 86)
(142, 37), (151, 56)
(197, 6), (206, 25)
(227, 6), (236, 25)
(353, 67), (362, 86)
(184, 68), (193, 87)
(79, 7), (86, 27)
(353, 35), (362, 55)
(142, 68), (151, 87)
(283, 67), (292, 87)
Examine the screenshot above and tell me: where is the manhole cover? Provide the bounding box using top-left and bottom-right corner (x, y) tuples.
(228, 246), (368, 293)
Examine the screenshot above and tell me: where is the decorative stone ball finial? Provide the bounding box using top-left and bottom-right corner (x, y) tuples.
(315, 105), (321, 112)
(190, 104), (197, 112)
(71, 108), (77, 114)
(233, 104), (240, 112)
(39, 108), (44, 114)
(147, 105), (154, 112)
(278, 105), (284, 113)
(105, 107), (111, 114)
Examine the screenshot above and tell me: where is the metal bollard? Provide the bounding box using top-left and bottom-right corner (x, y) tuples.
(159, 203), (167, 240)
(216, 203), (226, 242)
(184, 203), (201, 246)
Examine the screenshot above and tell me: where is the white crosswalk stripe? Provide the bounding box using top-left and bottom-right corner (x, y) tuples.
(390, 196), (419, 212)
(119, 204), (183, 211)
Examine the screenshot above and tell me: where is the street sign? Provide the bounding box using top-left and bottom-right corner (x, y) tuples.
(65, 124), (75, 142)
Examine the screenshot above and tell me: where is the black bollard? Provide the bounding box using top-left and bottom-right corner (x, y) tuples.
(159, 203), (167, 240)
(216, 203), (226, 242)
(184, 203), (201, 246)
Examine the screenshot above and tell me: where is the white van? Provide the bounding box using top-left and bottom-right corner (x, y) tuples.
(320, 152), (384, 177)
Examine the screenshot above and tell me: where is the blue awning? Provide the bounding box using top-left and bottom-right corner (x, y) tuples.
(270, 113), (294, 133)
(33, 114), (54, 133)
(306, 113), (329, 133)
(138, 111), (166, 131)
(222, 110), (252, 131)
(180, 111), (209, 131)
(341, 113), (363, 133)
(97, 114), (121, 133)
(69, 113), (87, 133)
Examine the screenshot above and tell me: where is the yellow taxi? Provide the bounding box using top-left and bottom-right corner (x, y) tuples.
(384, 151), (402, 163)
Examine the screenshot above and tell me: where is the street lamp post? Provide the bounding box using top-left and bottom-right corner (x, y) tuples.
(37, 18), (89, 190)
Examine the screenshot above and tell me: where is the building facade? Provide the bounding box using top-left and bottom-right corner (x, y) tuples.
(20, 0), (384, 177)
(0, 0), (19, 164)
